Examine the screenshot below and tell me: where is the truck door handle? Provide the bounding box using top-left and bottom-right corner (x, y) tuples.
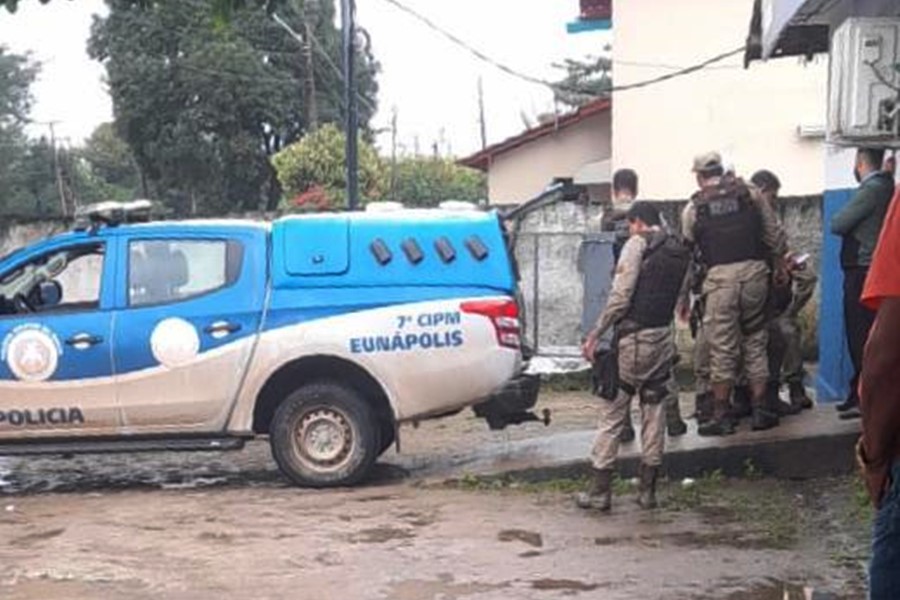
(66, 334), (104, 349)
(204, 321), (242, 338)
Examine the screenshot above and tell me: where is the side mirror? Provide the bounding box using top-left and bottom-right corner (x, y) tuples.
(37, 280), (62, 308)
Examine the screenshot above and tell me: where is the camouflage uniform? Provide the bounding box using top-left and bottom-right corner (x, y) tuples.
(681, 186), (786, 387)
(768, 261), (817, 389)
(588, 233), (679, 471)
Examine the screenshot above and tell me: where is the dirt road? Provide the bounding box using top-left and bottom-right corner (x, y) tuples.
(0, 392), (869, 599)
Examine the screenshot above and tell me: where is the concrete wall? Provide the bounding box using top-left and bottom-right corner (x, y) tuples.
(0, 220), (66, 259)
(488, 111), (612, 205)
(513, 196), (823, 359)
(613, 0), (828, 199)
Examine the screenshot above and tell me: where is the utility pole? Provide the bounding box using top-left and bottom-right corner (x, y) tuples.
(272, 12), (318, 130)
(390, 106), (398, 201)
(340, 0), (359, 210)
(302, 14), (318, 129)
(48, 122), (67, 217)
(477, 77), (487, 150)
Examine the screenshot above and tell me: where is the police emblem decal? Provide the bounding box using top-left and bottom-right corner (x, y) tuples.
(2, 325), (62, 382)
(150, 318), (200, 369)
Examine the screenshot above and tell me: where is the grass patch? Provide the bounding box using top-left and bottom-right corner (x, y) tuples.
(664, 471), (800, 549)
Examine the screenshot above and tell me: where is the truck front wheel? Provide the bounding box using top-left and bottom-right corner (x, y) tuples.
(270, 382), (378, 487)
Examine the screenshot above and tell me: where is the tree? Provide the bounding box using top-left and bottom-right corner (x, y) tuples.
(2, 0), (284, 19)
(553, 54), (612, 108)
(272, 123), (386, 211)
(88, 0), (379, 216)
(78, 122), (141, 195)
(390, 157), (485, 207)
(0, 45), (39, 216)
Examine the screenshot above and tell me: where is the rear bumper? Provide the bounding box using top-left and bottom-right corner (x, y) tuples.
(472, 373), (546, 430)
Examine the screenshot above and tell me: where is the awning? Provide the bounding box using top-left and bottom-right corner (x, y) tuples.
(573, 159), (611, 186)
(744, 0), (829, 65)
(745, 0), (900, 64)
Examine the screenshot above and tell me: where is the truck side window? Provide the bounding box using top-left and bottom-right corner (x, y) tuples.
(0, 243), (105, 316)
(128, 239), (243, 307)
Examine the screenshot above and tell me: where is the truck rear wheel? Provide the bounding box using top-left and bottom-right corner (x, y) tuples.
(270, 382), (378, 488)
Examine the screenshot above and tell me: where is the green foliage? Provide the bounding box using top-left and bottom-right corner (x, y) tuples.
(2, 0), (285, 19)
(553, 54), (612, 108)
(0, 45), (41, 216)
(272, 123), (387, 211)
(78, 122), (141, 195)
(389, 157), (486, 208)
(88, 0), (379, 216)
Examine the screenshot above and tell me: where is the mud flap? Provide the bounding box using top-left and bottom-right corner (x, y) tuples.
(472, 374), (548, 431)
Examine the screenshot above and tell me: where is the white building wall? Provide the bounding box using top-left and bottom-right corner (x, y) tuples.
(612, 0), (828, 199)
(487, 111), (611, 204)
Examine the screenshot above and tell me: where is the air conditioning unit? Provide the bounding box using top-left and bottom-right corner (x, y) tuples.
(828, 18), (900, 147)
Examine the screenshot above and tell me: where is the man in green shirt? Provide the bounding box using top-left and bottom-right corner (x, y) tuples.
(831, 147), (894, 419)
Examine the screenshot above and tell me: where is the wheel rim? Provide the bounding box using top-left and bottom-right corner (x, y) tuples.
(294, 408), (354, 473)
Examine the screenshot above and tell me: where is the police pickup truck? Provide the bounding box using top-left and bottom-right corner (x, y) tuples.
(0, 201), (540, 487)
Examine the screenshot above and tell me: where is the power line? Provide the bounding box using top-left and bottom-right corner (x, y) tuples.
(377, 0), (745, 96)
(271, 12), (378, 114)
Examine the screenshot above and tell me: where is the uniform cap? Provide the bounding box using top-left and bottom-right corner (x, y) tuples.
(692, 151), (723, 173)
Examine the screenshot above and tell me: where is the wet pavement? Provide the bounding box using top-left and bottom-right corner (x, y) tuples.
(0, 393), (870, 599)
(0, 468), (869, 600)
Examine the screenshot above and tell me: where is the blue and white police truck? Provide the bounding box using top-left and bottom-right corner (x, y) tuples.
(0, 201), (540, 487)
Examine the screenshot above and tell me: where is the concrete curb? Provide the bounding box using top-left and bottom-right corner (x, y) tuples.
(405, 407), (861, 485)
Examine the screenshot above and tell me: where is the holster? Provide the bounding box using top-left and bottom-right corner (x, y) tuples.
(591, 337), (619, 401)
(689, 297), (705, 339)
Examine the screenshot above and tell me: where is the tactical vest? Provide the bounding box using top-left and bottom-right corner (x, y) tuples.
(623, 231), (691, 330)
(693, 178), (765, 267)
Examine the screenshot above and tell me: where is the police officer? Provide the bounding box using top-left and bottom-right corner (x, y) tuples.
(750, 169), (816, 411)
(578, 202), (691, 511)
(681, 152), (788, 436)
(601, 169), (688, 440)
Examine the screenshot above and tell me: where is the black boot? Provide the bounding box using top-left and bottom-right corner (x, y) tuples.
(666, 397), (688, 437)
(619, 410), (636, 443)
(836, 392), (858, 413)
(731, 385), (753, 420)
(698, 397), (736, 437)
(636, 464), (659, 509)
(576, 468), (613, 511)
(768, 382), (801, 416)
(751, 392), (780, 431)
(789, 382), (813, 410)
(694, 392), (713, 425)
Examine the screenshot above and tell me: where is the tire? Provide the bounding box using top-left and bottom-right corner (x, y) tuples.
(378, 418), (396, 456)
(270, 382), (379, 488)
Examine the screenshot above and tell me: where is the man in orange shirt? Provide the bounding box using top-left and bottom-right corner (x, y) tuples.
(859, 184), (900, 598)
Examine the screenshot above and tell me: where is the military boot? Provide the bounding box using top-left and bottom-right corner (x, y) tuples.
(619, 410), (636, 443)
(730, 385), (753, 420)
(665, 397), (688, 437)
(789, 382), (813, 410)
(636, 463), (659, 510)
(698, 397), (736, 437)
(751, 392), (780, 431)
(767, 382), (801, 416)
(575, 468), (613, 512)
(694, 392), (713, 425)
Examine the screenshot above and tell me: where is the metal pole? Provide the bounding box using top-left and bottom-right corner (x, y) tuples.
(340, 0), (359, 210)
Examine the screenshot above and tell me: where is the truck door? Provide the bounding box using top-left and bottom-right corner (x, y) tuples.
(112, 231), (265, 432)
(0, 241), (118, 439)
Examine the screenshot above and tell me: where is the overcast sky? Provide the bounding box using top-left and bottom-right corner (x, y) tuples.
(0, 0), (608, 158)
